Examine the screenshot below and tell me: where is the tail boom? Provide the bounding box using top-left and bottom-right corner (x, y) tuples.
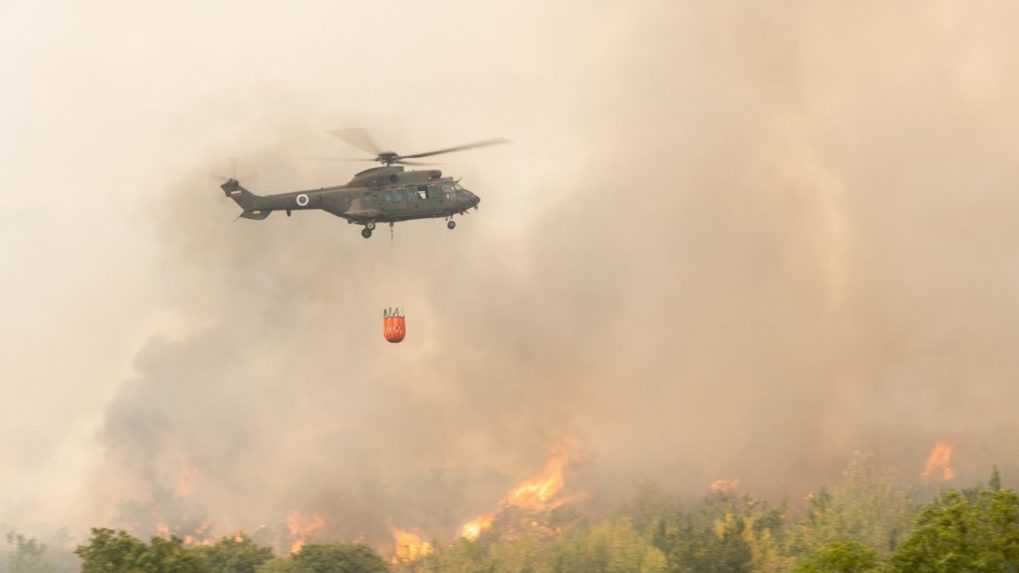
(221, 178), (270, 220)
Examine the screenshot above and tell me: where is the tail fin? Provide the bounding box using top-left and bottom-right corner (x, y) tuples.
(220, 179), (270, 220)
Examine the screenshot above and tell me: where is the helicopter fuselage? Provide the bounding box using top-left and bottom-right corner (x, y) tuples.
(221, 166), (480, 237)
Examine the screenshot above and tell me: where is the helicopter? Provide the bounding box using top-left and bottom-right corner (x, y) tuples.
(220, 129), (508, 238)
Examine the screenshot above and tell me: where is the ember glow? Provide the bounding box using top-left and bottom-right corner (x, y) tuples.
(709, 479), (739, 493)
(287, 512), (326, 554)
(391, 528), (434, 563)
(922, 441), (955, 481)
(180, 520), (218, 546)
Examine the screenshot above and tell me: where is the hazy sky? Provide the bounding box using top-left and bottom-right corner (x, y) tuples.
(2, 0), (1018, 549)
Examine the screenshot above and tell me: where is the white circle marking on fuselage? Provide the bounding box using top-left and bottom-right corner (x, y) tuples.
(296, 193), (310, 207)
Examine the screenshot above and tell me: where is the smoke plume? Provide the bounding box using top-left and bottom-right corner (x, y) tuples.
(3, 0), (1019, 552)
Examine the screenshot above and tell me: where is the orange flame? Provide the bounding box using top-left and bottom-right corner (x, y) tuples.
(709, 479), (739, 493)
(922, 441), (955, 480)
(392, 528), (434, 563)
(182, 535), (216, 547)
(456, 444), (581, 540)
(459, 513), (495, 541)
(287, 512), (326, 554)
(503, 448), (568, 511)
(181, 520), (217, 546)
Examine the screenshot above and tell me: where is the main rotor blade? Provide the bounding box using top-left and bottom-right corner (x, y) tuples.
(327, 129), (382, 154)
(304, 156), (378, 162)
(393, 160), (438, 166)
(398, 138), (510, 160)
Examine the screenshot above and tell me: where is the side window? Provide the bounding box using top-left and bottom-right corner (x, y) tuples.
(416, 185), (428, 200)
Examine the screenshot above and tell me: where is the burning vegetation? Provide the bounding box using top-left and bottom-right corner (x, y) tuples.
(133, 443), (588, 562)
(11, 443), (1019, 573)
(921, 441), (955, 481)
(458, 513), (494, 542)
(390, 528), (433, 564)
(389, 443), (584, 559)
(103, 440), (991, 571)
(709, 479), (739, 493)
(286, 512), (326, 554)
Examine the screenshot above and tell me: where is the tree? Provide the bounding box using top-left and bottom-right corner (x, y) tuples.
(991, 466), (1003, 492)
(292, 544), (387, 573)
(486, 533), (543, 573)
(792, 540), (883, 573)
(792, 452), (916, 557)
(626, 482), (678, 542)
(75, 528), (207, 573)
(407, 535), (492, 573)
(194, 537), (274, 573)
(650, 491), (790, 573)
(6, 532), (54, 573)
(75, 529), (148, 573)
(890, 488), (1019, 573)
(546, 518), (665, 573)
(253, 558), (300, 573)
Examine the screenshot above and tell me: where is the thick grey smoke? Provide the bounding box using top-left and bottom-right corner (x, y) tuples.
(3, 0), (1019, 552)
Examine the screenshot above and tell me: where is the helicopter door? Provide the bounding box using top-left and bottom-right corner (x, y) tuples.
(383, 189), (403, 216)
(428, 183), (445, 215)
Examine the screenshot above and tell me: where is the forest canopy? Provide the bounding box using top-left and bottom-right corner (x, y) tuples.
(5, 458), (1017, 573)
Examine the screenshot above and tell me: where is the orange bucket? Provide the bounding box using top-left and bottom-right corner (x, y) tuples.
(383, 310), (406, 343)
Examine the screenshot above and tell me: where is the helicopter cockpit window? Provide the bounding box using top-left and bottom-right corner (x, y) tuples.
(416, 185), (428, 200)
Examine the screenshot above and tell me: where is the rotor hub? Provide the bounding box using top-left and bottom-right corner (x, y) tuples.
(325, 129), (509, 167)
(376, 152), (400, 165)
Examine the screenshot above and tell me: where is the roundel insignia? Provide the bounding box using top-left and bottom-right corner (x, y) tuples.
(296, 193), (310, 207)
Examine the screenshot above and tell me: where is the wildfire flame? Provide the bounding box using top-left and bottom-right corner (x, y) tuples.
(709, 479), (739, 493)
(391, 528), (434, 563)
(182, 520), (217, 546)
(503, 449), (568, 511)
(287, 512), (326, 554)
(456, 444), (580, 541)
(459, 513), (495, 541)
(149, 444), (582, 559)
(922, 441), (955, 481)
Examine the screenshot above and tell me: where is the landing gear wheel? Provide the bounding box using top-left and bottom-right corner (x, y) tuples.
(447, 220), (456, 230)
(366, 222), (376, 231)
(361, 228), (373, 239)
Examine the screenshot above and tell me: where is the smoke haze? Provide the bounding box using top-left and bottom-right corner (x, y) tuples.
(3, 0), (1019, 550)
